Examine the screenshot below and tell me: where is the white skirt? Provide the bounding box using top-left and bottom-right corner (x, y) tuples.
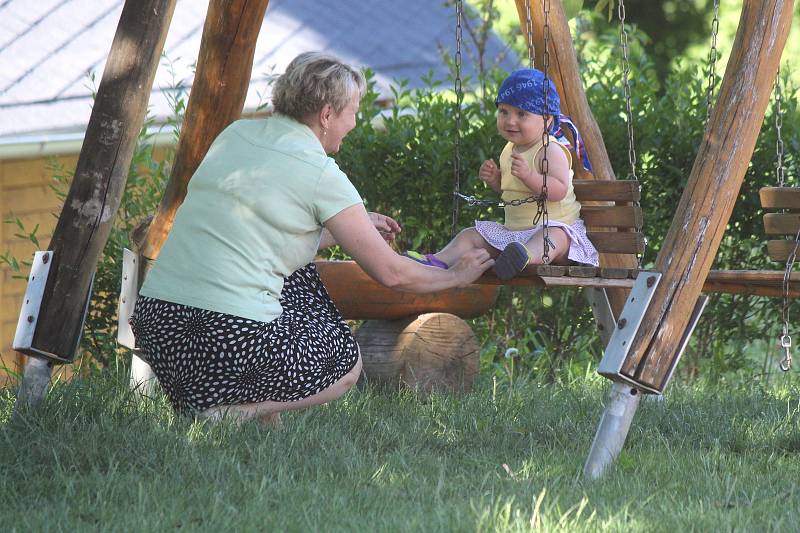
(475, 218), (599, 266)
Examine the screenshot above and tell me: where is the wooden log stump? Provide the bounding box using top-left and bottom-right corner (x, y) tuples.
(355, 313), (479, 394)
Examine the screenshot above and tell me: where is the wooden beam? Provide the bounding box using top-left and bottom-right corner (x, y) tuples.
(141, 0), (270, 261)
(704, 270), (800, 298)
(515, 0), (639, 316)
(316, 261), (499, 320)
(618, 0), (794, 392)
(25, 0), (177, 361)
(573, 180), (641, 203)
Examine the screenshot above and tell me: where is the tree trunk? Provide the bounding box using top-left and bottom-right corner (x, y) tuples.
(24, 0), (177, 363)
(356, 313), (480, 394)
(140, 0), (271, 261)
(618, 0), (794, 391)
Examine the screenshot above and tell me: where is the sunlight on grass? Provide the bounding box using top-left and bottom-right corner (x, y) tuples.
(1, 371), (798, 531)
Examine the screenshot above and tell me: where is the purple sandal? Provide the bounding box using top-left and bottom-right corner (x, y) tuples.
(403, 251), (449, 269)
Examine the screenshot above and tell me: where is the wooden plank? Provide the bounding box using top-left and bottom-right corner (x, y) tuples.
(581, 205), (642, 229)
(574, 180), (641, 202)
(568, 265), (598, 278)
(141, 0), (271, 261)
(27, 0), (177, 362)
(760, 187), (800, 210)
(534, 265), (566, 277)
(315, 261), (499, 320)
(541, 277), (635, 289)
(586, 232), (645, 254)
(599, 267), (634, 279)
(763, 212), (800, 235)
(704, 270), (800, 297)
(767, 240), (800, 262)
(620, 0), (794, 392)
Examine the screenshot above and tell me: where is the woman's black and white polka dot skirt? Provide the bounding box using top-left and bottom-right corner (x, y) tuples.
(129, 263), (359, 413)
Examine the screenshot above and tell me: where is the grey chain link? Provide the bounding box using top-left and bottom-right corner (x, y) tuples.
(451, 0), (464, 237)
(524, 0), (535, 68)
(540, 0), (552, 263)
(618, 0), (644, 267)
(705, 0), (720, 122)
(775, 67), (794, 371)
(775, 69), (785, 187)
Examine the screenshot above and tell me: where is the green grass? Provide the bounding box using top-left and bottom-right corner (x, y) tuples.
(1, 372), (799, 532)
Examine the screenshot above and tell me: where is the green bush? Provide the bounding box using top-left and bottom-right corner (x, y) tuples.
(4, 35), (798, 383)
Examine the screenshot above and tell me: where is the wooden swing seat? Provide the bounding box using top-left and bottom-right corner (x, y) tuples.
(760, 186), (800, 262)
(320, 182), (800, 320)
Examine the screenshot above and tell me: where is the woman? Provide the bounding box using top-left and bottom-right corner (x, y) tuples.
(130, 52), (493, 424)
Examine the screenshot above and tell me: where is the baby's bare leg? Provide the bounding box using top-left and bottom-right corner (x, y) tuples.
(524, 227), (570, 265)
(434, 227), (496, 267)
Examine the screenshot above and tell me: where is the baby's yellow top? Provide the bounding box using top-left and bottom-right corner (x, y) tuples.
(499, 136), (581, 230)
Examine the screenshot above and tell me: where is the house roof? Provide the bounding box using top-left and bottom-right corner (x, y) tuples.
(0, 0), (518, 148)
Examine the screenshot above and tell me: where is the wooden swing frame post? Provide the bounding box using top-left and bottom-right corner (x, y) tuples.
(13, 0), (177, 409)
(585, 0), (794, 479)
(616, 0), (794, 392)
(140, 0), (271, 262)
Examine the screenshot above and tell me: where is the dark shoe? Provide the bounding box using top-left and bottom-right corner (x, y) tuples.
(493, 242), (530, 280)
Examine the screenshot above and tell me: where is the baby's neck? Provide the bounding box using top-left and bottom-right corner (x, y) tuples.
(512, 140), (539, 153)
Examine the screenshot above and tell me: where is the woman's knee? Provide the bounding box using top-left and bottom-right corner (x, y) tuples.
(340, 355), (363, 390)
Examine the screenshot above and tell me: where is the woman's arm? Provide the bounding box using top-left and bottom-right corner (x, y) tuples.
(324, 204), (493, 292)
(318, 211), (402, 250)
(511, 143), (571, 201)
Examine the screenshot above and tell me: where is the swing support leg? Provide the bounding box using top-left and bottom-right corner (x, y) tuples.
(583, 382), (640, 480)
(13, 358), (53, 416)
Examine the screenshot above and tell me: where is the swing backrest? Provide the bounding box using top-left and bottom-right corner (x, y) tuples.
(760, 186), (800, 261)
(574, 180), (645, 256)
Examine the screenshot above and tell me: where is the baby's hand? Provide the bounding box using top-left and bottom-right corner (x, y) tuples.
(479, 159), (501, 189)
(510, 153), (534, 181)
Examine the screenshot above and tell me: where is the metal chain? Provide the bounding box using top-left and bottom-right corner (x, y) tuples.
(780, 225), (798, 371)
(451, 0), (464, 237)
(453, 0), (540, 224)
(524, 0), (535, 68)
(705, 0), (720, 122)
(618, 0), (644, 267)
(455, 191), (545, 209)
(540, 0), (552, 264)
(775, 67), (793, 371)
(775, 68), (785, 187)
(618, 0), (638, 181)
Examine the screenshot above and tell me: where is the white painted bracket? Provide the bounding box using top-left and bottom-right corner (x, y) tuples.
(12, 251), (54, 353)
(597, 271), (662, 394)
(117, 248), (139, 349)
(13, 251), (94, 363)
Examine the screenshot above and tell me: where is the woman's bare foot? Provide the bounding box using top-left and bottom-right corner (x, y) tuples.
(258, 412), (283, 429)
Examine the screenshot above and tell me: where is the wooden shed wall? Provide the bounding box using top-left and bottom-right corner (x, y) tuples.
(1, 154), (77, 384)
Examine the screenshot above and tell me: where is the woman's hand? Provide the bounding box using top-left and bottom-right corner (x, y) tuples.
(368, 212), (402, 243)
(449, 248), (494, 286)
(479, 159), (501, 193)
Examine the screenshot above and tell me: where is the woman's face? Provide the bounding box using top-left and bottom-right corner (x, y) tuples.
(323, 92), (360, 154)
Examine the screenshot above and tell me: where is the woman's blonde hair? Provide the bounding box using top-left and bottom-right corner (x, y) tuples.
(272, 52), (366, 122)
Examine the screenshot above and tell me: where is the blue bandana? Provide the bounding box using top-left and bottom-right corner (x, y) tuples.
(495, 68), (593, 173)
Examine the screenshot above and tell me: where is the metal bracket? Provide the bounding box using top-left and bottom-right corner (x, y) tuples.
(586, 287), (616, 348)
(12, 251), (53, 353)
(13, 251), (95, 363)
(597, 271), (662, 394)
(117, 248), (139, 350)
(657, 294), (709, 391)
